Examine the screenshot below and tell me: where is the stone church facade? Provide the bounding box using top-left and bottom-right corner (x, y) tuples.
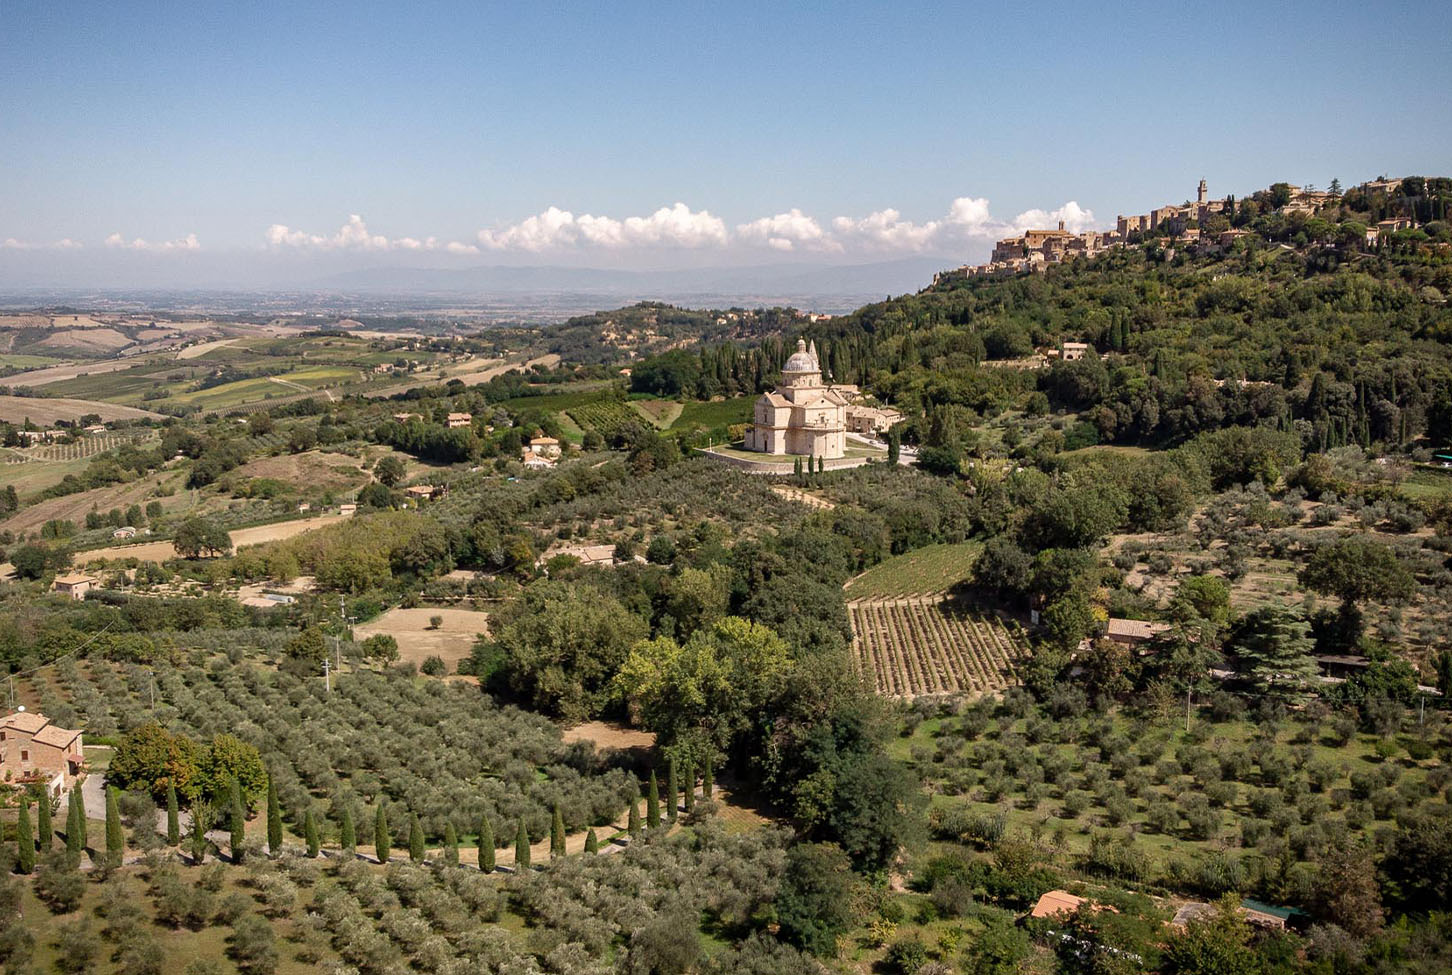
(744, 339), (847, 459)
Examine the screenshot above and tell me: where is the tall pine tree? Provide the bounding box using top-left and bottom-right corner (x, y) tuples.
(339, 805), (356, 854)
(667, 761), (679, 823)
(37, 793), (52, 851)
(443, 822), (458, 866)
(646, 772), (660, 829)
(15, 799), (33, 874)
(478, 816), (495, 872)
(374, 804), (390, 864)
(266, 776), (282, 857)
(514, 820), (530, 870)
(304, 809), (319, 858)
(550, 803), (565, 859)
(165, 785), (179, 846)
(105, 786), (124, 862)
(229, 778), (246, 864)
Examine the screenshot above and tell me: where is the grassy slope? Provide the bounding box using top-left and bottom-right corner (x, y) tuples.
(844, 541), (984, 599)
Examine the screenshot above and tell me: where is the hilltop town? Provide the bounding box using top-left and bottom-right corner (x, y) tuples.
(938, 175), (1431, 280)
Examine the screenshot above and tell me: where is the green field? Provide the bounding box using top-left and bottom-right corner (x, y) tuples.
(844, 540), (984, 599)
(668, 396), (754, 432)
(1402, 465), (1452, 499)
(0, 354), (64, 370)
(162, 365), (358, 409)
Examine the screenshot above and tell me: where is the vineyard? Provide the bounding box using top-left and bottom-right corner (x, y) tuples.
(19, 432), (153, 462)
(566, 398), (640, 440)
(849, 595), (1030, 697)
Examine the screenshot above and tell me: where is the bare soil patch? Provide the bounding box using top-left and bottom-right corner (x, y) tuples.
(37, 328), (131, 353)
(562, 721), (657, 751)
(770, 486), (835, 509)
(353, 607), (490, 673)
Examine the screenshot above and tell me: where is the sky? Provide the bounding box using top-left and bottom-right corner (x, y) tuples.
(2, 0), (1450, 289)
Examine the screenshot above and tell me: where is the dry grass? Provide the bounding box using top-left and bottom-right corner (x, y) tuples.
(562, 721), (657, 751)
(0, 469), (186, 534)
(353, 607), (490, 673)
(0, 394), (163, 423)
(230, 451), (369, 492)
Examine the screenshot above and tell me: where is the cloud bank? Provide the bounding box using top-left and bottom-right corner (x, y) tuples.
(260, 196), (1098, 259)
(104, 232), (200, 252)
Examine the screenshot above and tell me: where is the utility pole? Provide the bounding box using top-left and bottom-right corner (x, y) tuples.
(1185, 688), (1193, 734)
(324, 659), (331, 694)
(149, 670), (155, 710)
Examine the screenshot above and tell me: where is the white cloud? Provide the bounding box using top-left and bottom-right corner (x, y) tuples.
(254, 196), (1100, 260)
(105, 232), (199, 252)
(1007, 200), (1097, 234)
(265, 214), (479, 256)
(736, 209), (836, 252)
(2, 237), (83, 251)
(477, 203), (729, 252)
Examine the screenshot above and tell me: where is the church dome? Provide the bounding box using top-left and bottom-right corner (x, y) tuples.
(782, 339), (818, 373)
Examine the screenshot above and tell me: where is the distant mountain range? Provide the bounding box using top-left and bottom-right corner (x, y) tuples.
(314, 257), (956, 306)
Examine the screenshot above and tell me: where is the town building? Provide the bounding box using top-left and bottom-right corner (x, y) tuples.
(0, 709), (84, 796)
(521, 447), (555, 470)
(1061, 341), (1091, 362)
(1104, 618), (1172, 648)
(844, 404), (903, 436)
(744, 340), (848, 459)
(51, 572), (98, 600)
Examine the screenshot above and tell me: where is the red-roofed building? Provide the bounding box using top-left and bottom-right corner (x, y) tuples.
(0, 709), (84, 796)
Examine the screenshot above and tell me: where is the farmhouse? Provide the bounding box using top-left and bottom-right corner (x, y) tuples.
(844, 403), (903, 436)
(405, 484), (444, 501)
(51, 572), (98, 600)
(111, 526), (136, 539)
(744, 339), (848, 459)
(0, 709), (84, 796)
(529, 436), (562, 459)
(1104, 618), (1171, 648)
(446, 412), (473, 428)
(1061, 341), (1091, 361)
(521, 447), (555, 470)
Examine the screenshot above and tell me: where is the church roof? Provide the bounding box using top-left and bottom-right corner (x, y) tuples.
(782, 338), (819, 374)
(762, 392), (792, 407)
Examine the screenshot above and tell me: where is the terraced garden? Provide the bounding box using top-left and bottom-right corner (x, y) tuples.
(849, 595), (1030, 697)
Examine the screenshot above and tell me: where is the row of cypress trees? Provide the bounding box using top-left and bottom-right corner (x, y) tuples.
(16, 759), (714, 874)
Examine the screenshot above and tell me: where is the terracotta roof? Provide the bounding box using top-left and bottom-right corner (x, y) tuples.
(530, 437), (559, 445)
(52, 573), (98, 587)
(1106, 618), (1170, 641)
(33, 725), (80, 749)
(1030, 890), (1085, 919)
(2, 711), (48, 734)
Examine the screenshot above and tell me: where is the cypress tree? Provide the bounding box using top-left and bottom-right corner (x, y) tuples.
(683, 761), (695, 814)
(266, 776), (282, 857)
(229, 779), (246, 864)
(189, 803), (209, 864)
(408, 813), (425, 862)
(67, 787), (86, 852)
(340, 805), (356, 855)
(37, 793), (52, 851)
(550, 803), (565, 859)
(165, 785), (179, 846)
(478, 816), (495, 872)
(646, 772), (660, 829)
(667, 761), (678, 823)
(15, 800), (33, 874)
(443, 822), (458, 866)
(105, 786), (124, 861)
(374, 804), (390, 864)
(514, 820), (530, 870)
(585, 828), (599, 854)
(304, 809), (320, 858)
(703, 756), (714, 799)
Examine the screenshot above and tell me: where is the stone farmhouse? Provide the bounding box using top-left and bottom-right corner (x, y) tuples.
(745, 339), (848, 459)
(0, 709), (84, 797)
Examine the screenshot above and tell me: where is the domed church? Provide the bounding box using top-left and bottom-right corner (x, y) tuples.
(744, 339), (848, 459)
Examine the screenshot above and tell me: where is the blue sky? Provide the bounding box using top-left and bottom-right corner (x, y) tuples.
(2, 0), (1450, 285)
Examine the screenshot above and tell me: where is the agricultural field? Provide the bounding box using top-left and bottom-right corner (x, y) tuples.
(667, 395), (754, 433)
(0, 394), (163, 424)
(849, 595), (1030, 697)
(0, 469), (186, 536)
(352, 607), (491, 674)
(843, 540), (982, 599)
(228, 450), (371, 494)
(903, 695), (1452, 887)
(565, 398), (639, 439)
(160, 365), (359, 410)
(627, 397), (683, 428)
